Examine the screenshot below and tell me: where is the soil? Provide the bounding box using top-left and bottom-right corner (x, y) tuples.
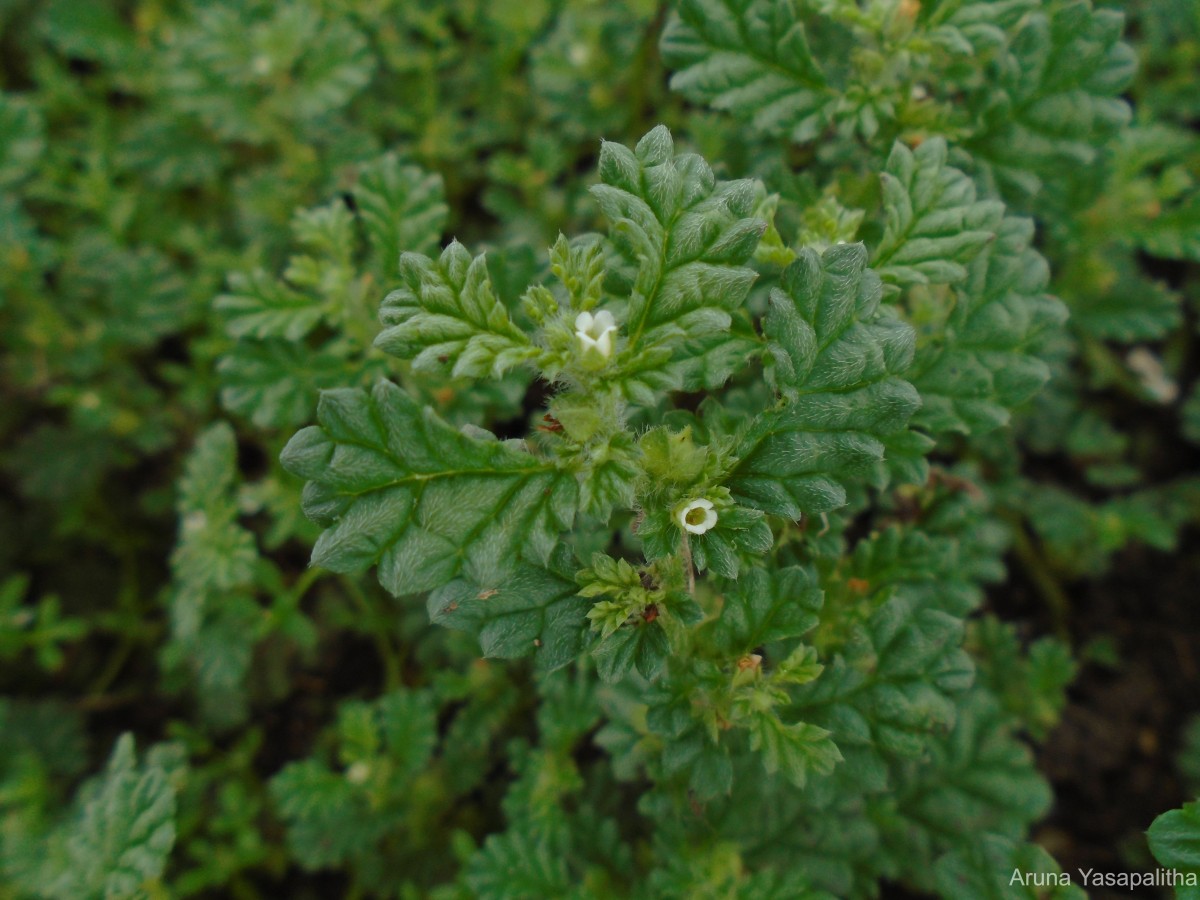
(1015, 530), (1200, 899)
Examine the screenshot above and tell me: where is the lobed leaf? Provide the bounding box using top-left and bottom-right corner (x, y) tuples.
(354, 154), (448, 264)
(661, 0), (832, 142)
(966, 0), (1135, 197)
(46, 735), (177, 900)
(428, 551), (591, 672)
(746, 715), (841, 789)
(218, 341), (370, 430)
(730, 243), (923, 517)
(216, 269), (326, 342)
(280, 380), (577, 597)
(591, 125), (767, 392)
(874, 139), (1004, 290)
(911, 216), (1067, 434)
(933, 835), (1084, 899)
(711, 566), (823, 655)
(375, 241), (536, 379)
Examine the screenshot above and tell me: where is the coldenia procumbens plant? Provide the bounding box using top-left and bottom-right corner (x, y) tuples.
(280, 125), (1070, 893)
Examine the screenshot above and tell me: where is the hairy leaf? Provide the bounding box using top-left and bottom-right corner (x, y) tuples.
(280, 380), (577, 597)
(795, 595), (975, 772)
(661, 0), (832, 142)
(375, 241), (536, 378)
(592, 125), (766, 392)
(874, 139), (1004, 290)
(45, 735), (177, 900)
(966, 0), (1135, 197)
(730, 243), (923, 517)
(911, 216), (1067, 434)
(711, 566), (822, 655)
(428, 551), (590, 672)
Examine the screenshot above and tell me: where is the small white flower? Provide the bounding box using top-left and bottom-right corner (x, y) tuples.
(574, 310), (618, 361)
(677, 498), (718, 535)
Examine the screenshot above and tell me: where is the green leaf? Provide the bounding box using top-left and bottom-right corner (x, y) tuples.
(269, 760), (385, 870)
(466, 826), (575, 900)
(934, 835), (1085, 899)
(45, 735), (177, 900)
(730, 243), (923, 517)
(661, 0), (833, 142)
(165, 4), (375, 143)
(970, 617), (1075, 739)
(711, 566), (822, 655)
(171, 423), (257, 601)
(428, 551), (591, 672)
(218, 341), (368, 430)
(354, 154), (448, 263)
(746, 714), (840, 788)
(280, 380), (577, 597)
(591, 125), (766, 391)
(910, 216), (1067, 434)
(1061, 249), (1181, 341)
(795, 595), (975, 769)
(966, 0), (1134, 197)
(61, 235), (191, 349)
(874, 139), (1004, 290)
(375, 241), (536, 378)
(1149, 799), (1200, 898)
(886, 691), (1051, 863)
(377, 688), (439, 779)
(35, 0), (134, 66)
(0, 93), (45, 188)
(592, 619), (671, 683)
(662, 733), (734, 800)
(216, 269), (326, 341)
(1140, 192), (1200, 263)
(583, 441), (641, 521)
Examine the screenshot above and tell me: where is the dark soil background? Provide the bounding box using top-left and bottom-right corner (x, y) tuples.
(1030, 532), (1200, 899)
(877, 530), (1200, 900)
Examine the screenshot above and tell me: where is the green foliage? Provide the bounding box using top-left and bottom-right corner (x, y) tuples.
(875, 139), (1003, 290)
(964, 0), (1135, 198)
(30, 735), (178, 900)
(430, 552), (590, 672)
(662, 0), (833, 142)
(4, 0), (1198, 898)
(376, 242), (536, 377)
(589, 125), (767, 396)
(280, 380), (577, 596)
(935, 835), (1085, 899)
(1149, 800), (1200, 899)
(736, 242), (924, 516)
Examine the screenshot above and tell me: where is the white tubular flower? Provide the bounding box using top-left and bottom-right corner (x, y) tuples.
(574, 310), (617, 361)
(677, 498), (718, 535)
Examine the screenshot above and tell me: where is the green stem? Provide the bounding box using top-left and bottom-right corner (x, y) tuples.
(287, 566), (324, 606)
(1006, 516), (1072, 643)
(341, 576), (403, 690)
(680, 534), (696, 596)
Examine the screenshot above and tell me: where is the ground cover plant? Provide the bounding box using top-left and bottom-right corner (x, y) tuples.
(2, 0), (1199, 897)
